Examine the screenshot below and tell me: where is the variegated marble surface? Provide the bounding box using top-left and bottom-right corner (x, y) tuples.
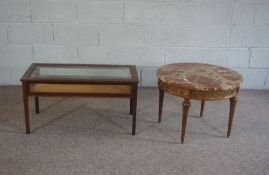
(157, 63), (243, 91)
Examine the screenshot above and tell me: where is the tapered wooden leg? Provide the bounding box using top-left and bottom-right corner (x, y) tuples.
(35, 97), (39, 114)
(132, 85), (138, 135)
(130, 98), (133, 115)
(200, 100), (205, 117)
(22, 82), (30, 134)
(181, 99), (191, 144)
(158, 89), (164, 123)
(227, 97), (238, 137)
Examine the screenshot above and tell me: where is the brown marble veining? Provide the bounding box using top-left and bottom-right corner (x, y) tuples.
(157, 63), (243, 91)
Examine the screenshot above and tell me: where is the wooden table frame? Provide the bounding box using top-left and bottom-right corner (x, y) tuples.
(158, 79), (240, 144)
(21, 63), (139, 135)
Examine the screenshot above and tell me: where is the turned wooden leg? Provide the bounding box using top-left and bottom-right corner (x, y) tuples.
(130, 98), (133, 115)
(132, 85), (138, 135)
(200, 100), (205, 117)
(35, 97), (39, 114)
(227, 97), (238, 137)
(22, 81), (30, 134)
(158, 89), (164, 123)
(181, 99), (191, 144)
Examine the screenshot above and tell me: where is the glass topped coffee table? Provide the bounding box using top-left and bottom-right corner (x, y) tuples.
(21, 63), (139, 135)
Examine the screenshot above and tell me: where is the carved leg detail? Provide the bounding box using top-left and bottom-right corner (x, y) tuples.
(181, 99), (191, 144)
(227, 97), (238, 137)
(200, 100), (205, 117)
(158, 89), (164, 123)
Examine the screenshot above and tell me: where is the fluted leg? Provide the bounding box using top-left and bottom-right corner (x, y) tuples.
(227, 97), (238, 137)
(181, 99), (191, 144)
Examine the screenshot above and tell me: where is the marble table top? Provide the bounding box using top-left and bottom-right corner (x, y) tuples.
(157, 63), (243, 91)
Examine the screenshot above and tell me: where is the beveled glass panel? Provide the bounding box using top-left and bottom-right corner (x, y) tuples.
(30, 65), (131, 79)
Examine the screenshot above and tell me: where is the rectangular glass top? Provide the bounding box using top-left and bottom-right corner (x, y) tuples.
(30, 65), (132, 80)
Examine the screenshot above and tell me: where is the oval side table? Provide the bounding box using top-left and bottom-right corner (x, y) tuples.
(157, 63), (243, 143)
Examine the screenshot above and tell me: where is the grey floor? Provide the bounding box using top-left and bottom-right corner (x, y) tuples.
(0, 86), (269, 175)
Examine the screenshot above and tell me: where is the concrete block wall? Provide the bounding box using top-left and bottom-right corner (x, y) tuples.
(0, 0), (269, 89)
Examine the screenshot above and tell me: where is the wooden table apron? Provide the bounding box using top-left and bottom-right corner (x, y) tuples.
(158, 79), (239, 101)
(21, 64), (139, 135)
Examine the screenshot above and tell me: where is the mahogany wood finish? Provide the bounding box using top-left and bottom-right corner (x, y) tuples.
(200, 100), (205, 117)
(132, 85), (138, 135)
(34, 97), (39, 114)
(130, 98), (133, 115)
(157, 63), (243, 143)
(21, 63), (139, 135)
(22, 81), (30, 134)
(158, 89), (164, 123)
